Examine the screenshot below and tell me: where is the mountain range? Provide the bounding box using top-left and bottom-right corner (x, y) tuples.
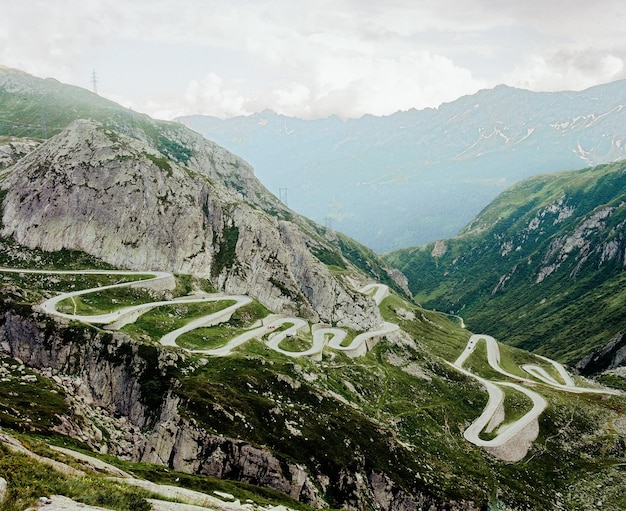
(386, 160), (626, 376)
(178, 80), (626, 252)
(0, 65), (624, 511)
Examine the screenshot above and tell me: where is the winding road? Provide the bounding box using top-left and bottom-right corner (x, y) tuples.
(453, 334), (619, 458)
(1, 267), (619, 460)
(1, 267), (396, 360)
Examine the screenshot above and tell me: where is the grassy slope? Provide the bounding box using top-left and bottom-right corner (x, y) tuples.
(1, 259), (624, 510)
(0, 68), (624, 509)
(386, 161), (626, 366)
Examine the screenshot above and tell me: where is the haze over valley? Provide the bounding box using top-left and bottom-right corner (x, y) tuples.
(0, 59), (625, 511)
(178, 80), (626, 251)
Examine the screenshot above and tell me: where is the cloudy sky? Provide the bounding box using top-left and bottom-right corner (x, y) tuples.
(2, 0), (625, 120)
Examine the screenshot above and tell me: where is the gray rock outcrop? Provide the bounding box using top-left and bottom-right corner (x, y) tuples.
(0, 137), (39, 171)
(0, 119), (382, 328)
(0, 309), (478, 511)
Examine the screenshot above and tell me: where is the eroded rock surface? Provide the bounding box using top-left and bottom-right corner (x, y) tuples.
(1, 120), (384, 328)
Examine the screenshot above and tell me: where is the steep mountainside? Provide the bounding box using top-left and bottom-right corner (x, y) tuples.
(0, 66), (624, 511)
(178, 81), (626, 251)
(0, 64), (129, 139)
(1, 264), (625, 511)
(386, 161), (626, 371)
(0, 67), (406, 329)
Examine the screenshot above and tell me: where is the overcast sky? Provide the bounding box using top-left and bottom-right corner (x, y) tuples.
(2, 0), (625, 120)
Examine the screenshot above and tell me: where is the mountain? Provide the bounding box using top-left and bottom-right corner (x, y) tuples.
(0, 64), (129, 139)
(386, 160), (626, 374)
(0, 66), (624, 511)
(177, 81), (626, 252)
(0, 65), (407, 329)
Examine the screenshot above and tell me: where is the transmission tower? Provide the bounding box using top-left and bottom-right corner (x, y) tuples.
(91, 69), (98, 95)
(279, 187), (288, 207)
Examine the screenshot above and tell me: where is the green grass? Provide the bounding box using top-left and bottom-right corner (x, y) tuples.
(379, 294), (471, 362)
(262, 322), (293, 341)
(121, 300), (236, 340)
(479, 387), (534, 441)
(57, 286), (161, 315)
(175, 325), (238, 350)
(0, 444), (153, 511)
(0, 235), (116, 270)
(0, 355), (69, 433)
(597, 374), (626, 392)
(338, 327), (359, 347)
(0, 271), (149, 307)
(278, 332), (313, 352)
(167, 300), (271, 349)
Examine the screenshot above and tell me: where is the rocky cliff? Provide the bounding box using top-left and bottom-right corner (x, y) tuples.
(0, 307), (480, 511)
(386, 161), (626, 367)
(0, 119), (397, 329)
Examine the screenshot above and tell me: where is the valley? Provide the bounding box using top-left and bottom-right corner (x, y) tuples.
(0, 66), (625, 511)
(178, 81), (626, 251)
(2, 266), (621, 475)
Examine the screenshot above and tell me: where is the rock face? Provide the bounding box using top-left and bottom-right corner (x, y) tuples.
(0, 119), (385, 328)
(576, 332), (626, 375)
(0, 309), (478, 511)
(0, 137), (39, 170)
(137, 395), (323, 505)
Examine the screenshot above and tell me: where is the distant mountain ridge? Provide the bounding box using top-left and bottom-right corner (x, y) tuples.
(386, 160), (626, 370)
(178, 80), (626, 251)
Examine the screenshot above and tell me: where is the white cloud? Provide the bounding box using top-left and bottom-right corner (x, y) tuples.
(1, 0), (626, 119)
(150, 47), (484, 120)
(504, 49), (626, 92)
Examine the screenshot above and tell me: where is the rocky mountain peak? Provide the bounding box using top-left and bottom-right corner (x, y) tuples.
(0, 119), (385, 328)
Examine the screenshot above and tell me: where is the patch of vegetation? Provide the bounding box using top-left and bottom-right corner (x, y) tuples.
(175, 327), (232, 350)
(143, 152), (173, 177)
(155, 135), (193, 164)
(135, 343), (181, 414)
(379, 294), (471, 362)
(278, 332), (313, 353)
(310, 245), (346, 269)
(0, 237), (114, 271)
(57, 285), (161, 315)
(211, 225), (239, 277)
(122, 300), (236, 341)
(174, 300), (271, 350)
(0, 354), (69, 433)
(597, 373), (626, 392)
(0, 271), (150, 307)
(0, 444), (153, 511)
